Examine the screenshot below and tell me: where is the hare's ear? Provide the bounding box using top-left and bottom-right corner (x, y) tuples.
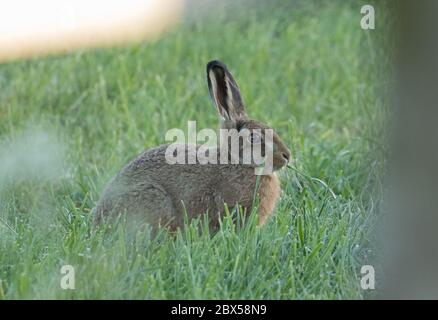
(207, 60), (246, 121)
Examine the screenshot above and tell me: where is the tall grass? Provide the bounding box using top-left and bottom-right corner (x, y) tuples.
(0, 1), (392, 299)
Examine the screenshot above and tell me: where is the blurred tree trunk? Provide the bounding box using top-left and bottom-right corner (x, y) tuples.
(382, 0), (438, 299)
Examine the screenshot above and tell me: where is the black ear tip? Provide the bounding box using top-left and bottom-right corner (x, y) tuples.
(207, 60), (227, 73)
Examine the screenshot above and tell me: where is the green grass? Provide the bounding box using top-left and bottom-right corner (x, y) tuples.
(0, 1), (391, 299)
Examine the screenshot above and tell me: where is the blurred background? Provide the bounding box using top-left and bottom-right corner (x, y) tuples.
(0, 0), (398, 299)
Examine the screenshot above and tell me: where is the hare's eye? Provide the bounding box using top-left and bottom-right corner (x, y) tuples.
(248, 132), (262, 144)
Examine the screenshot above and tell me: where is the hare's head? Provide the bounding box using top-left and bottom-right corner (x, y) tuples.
(207, 60), (291, 171)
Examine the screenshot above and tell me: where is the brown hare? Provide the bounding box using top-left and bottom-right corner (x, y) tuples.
(94, 60), (291, 231)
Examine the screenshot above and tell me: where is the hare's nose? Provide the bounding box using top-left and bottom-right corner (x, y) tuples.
(282, 152), (290, 162)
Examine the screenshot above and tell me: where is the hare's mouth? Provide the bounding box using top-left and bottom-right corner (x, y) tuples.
(273, 156), (288, 170)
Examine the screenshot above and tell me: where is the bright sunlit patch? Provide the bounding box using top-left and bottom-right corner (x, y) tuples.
(0, 0), (183, 61)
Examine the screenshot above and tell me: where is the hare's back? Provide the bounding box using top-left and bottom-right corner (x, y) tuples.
(95, 144), (257, 227)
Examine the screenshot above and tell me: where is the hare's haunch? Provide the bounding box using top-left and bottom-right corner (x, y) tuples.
(94, 61), (291, 230)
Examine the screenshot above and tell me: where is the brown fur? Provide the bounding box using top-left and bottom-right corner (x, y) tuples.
(258, 173), (281, 226)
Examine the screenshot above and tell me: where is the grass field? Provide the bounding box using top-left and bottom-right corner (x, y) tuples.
(0, 1), (392, 299)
